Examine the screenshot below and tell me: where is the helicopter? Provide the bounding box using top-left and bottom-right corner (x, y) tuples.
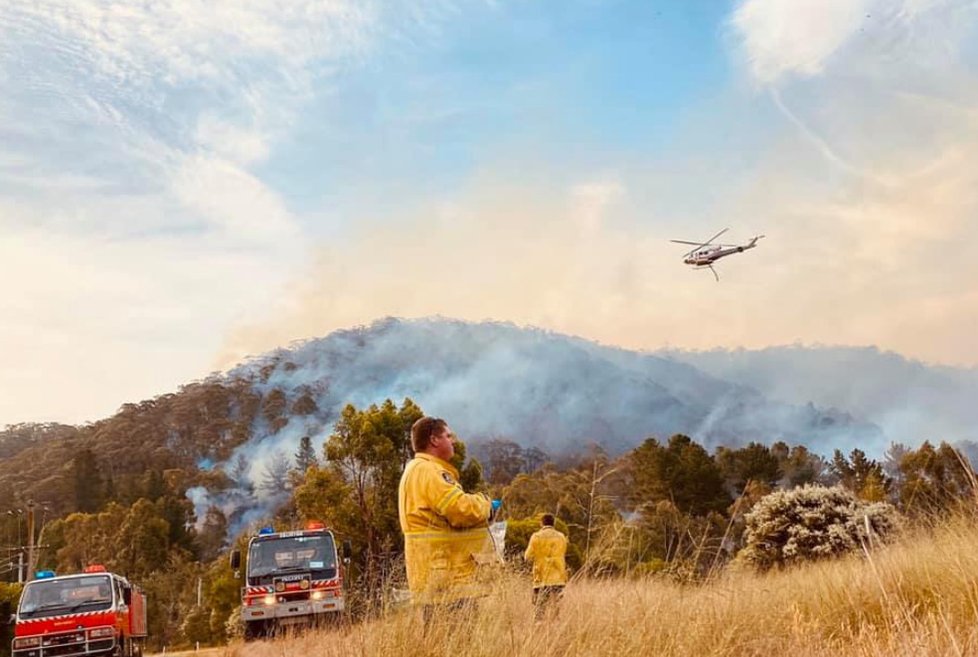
(671, 228), (764, 281)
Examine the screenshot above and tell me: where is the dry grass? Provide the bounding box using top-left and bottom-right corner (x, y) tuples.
(146, 649), (230, 657)
(231, 517), (978, 657)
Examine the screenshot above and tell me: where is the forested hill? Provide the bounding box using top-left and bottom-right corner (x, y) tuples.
(0, 317), (884, 520)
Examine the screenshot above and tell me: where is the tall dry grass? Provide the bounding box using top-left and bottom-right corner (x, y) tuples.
(231, 516), (978, 657)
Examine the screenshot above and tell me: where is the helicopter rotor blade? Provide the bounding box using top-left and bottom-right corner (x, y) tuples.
(673, 228), (729, 258)
(701, 228), (729, 247)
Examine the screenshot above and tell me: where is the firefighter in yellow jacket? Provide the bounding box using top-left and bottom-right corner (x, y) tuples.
(524, 513), (568, 619)
(398, 417), (497, 606)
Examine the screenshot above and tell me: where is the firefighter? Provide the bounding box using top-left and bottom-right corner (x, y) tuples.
(398, 417), (498, 613)
(523, 513), (568, 620)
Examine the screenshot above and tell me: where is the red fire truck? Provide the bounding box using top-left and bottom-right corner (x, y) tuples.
(12, 565), (147, 657)
(230, 522), (349, 639)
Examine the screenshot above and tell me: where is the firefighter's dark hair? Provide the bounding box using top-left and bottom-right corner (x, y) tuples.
(411, 416), (448, 453)
(541, 513), (555, 527)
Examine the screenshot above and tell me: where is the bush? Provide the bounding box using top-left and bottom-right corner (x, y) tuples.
(738, 484), (900, 570)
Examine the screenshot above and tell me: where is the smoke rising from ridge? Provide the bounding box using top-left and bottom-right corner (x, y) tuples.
(197, 318), (892, 534)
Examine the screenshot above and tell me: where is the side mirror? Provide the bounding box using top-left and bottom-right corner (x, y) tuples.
(342, 540), (353, 564)
(122, 588), (132, 606)
(230, 550), (241, 570)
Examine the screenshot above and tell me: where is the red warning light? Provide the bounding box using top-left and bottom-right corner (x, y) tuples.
(83, 565), (107, 573)
(305, 521), (325, 531)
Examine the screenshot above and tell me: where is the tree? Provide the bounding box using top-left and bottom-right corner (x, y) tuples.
(196, 506), (228, 563)
(715, 442), (782, 494)
(897, 441), (976, 515)
(777, 444), (828, 488)
(831, 449), (892, 501)
(294, 436), (319, 474)
(483, 439), (525, 486)
(142, 469), (167, 502)
(630, 435), (730, 516)
(259, 451), (292, 496)
(72, 448), (104, 513)
(228, 454), (252, 492)
(523, 447), (549, 473)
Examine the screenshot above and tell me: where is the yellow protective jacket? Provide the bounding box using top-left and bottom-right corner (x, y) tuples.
(398, 453), (494, 603)
(524, 526), (568, 589)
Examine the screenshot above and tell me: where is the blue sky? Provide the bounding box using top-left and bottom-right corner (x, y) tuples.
(2, 0), (977, 424)
(259, 1), (735, 228)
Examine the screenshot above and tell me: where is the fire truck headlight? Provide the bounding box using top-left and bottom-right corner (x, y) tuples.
(13, 636), (41, 649)
(87, 627), (116, 640)
(263, 594), (277, 606)
(310, 591), (324, 601)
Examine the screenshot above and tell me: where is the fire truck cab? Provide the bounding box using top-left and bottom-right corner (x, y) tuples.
(231, 522), (348, 639)
(12, 565), (147, 657)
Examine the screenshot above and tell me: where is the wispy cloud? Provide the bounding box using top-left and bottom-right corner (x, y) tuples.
(0, 0), (463, 423)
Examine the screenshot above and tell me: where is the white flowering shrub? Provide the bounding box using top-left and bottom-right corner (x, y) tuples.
(738, 484), (900, 570)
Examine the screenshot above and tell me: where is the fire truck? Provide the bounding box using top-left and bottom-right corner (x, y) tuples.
(12, 565), (147, 657)
(230, 522), (350, 639)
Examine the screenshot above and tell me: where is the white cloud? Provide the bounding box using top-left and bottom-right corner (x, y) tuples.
(171, 155), (299, 242)
(731, 0), (873, 84)
(731, 0), (969, 86)
(194, 116), (270, 167)
(0, 0), (453, 423)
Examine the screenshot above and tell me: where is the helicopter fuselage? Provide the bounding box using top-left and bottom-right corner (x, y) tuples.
(683, 243), (751, 266)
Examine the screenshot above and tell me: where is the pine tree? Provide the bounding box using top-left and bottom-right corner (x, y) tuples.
(294, 436), (319, 473)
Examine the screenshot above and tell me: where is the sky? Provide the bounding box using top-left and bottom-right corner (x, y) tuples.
(1, 0), (977, 425)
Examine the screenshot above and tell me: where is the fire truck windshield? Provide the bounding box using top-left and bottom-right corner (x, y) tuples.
(247, 534), (337, 581)
(19, 575), (113, 619)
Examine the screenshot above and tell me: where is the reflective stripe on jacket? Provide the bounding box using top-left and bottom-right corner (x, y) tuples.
(398, 453), (494, 603)
(524, 527), (568, 588)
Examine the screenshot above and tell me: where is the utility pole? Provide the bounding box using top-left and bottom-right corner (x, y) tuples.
(26, 500), (35, 580)
(17, 551), (23, 584)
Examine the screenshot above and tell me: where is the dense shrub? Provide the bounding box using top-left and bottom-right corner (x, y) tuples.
(739, 484), (900, 570)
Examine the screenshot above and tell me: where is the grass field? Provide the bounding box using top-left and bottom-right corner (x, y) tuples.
(230, 517), (978, 656)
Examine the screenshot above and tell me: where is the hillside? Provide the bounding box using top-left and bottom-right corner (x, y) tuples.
(0, 318), (921, 523)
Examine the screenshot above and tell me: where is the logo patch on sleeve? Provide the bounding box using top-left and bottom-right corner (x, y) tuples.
(441, 471), (455, 485)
